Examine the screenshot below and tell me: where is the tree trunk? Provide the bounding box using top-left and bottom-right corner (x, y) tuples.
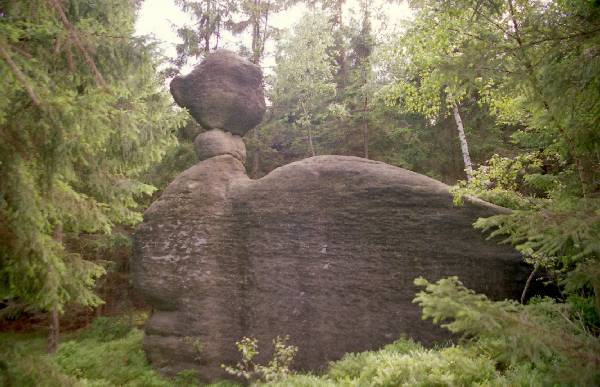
(47, 306), (59, 353)
(332, 0), (346, 93)
(47, 223), (63, 353)
(308, 125), (316, 157)
(452, 104), (473, 181)
(204, 0), (211, 52)
(251, 0), (261, 64)
(521, 263), (539, 304)
(363, 96), (369, 159)
(301, 101), (316, 157)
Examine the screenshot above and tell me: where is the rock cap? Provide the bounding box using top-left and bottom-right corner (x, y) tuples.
(170, 50), (266, 136)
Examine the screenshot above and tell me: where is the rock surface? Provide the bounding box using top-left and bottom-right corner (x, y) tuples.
(170, 50), (265, 135)
(132, 152), (529, 383)
(194, 129), (246, 162)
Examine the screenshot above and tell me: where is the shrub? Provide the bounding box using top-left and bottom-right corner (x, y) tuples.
(222, 335), (298, 383)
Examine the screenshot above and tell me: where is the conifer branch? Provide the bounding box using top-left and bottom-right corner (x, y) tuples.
(47, 0), (107, 88)
(0, 42), (41, 107)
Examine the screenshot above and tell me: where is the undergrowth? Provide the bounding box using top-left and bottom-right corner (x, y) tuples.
(0, 314), (221, 387)
(3, 278), (599, 387)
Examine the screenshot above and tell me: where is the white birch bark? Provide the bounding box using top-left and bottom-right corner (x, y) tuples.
(453, 104), (474, 181)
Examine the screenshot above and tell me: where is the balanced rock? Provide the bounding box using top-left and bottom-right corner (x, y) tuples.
(170, 50), (265, 135)
(132, 152), (529, 383)
(194, 129), (246, 163)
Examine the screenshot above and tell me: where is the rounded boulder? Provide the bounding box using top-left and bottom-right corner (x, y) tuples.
(170, 50), (266, 136)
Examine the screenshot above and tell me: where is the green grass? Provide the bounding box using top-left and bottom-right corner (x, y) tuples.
(0, 315), (232, 387)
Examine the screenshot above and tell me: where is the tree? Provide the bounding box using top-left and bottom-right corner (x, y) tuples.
(271, 11), (338, 157)
(403, 0), (600, 326)
(343, 0), (375, 159)
(403, 0), (600, 194)
(229, 0), (290, 177)
(378, 6), (485, 180)
(173, 0), (236, 68)
(0, 0), (183, 350)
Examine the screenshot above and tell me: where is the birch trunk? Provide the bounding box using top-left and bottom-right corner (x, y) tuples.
(452, 104), (473, 181)
(301, 101), (316, 157)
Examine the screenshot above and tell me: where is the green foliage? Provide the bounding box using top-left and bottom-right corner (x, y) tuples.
(77, 315), (134, 342)
(266, 337), (539, 386)
(269, 348), (498, 386)
(222, 335), (298, 384)
(450, 153), (547, 209)
(144, 141), (197, 192)
(453, 151), (600, 325)
(401, 0), (600, 332)
(322, 339), (500, 387)
(265, 276), (600, 387)
(473, 196), (600, 327)
(413, 276), (600, 386)
(0, 331), (80, 387)
(0, 0), (185, 312)
(407, 0), (600, 193)
(270, 11), (338, 156)
(55, 329), (167, 386)
(0, 315), (239, 386)
(0, 323), (165, 386)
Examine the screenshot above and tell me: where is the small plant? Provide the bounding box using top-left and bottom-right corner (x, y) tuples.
(79, 316), (133, 342)
(183, 336), (204, 361)
(222, 335), (298, 383)
(174, 369), (200, 386)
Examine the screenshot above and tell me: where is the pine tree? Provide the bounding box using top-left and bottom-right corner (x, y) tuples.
(0, 0), (184, 349)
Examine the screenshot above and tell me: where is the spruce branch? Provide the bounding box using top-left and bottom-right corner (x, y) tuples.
(0, 41), (41, 107)
(47, 0), (107, 88)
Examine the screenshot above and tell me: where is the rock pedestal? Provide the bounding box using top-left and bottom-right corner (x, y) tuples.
(194, 129), (246, 163)
(132, 51), (529, 383)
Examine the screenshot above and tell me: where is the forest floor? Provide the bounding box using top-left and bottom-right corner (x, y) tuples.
(1, 307), (574, 386)
(0, 312), (238, 387)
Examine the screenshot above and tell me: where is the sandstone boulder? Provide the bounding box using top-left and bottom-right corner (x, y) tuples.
(132, 152), (529, 383)
(170, 50), (265, 135)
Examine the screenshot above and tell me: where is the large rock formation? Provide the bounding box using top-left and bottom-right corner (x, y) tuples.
(132, 52), (529, 383)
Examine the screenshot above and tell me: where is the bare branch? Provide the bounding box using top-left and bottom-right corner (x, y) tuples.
(521, 263), (538, 304)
